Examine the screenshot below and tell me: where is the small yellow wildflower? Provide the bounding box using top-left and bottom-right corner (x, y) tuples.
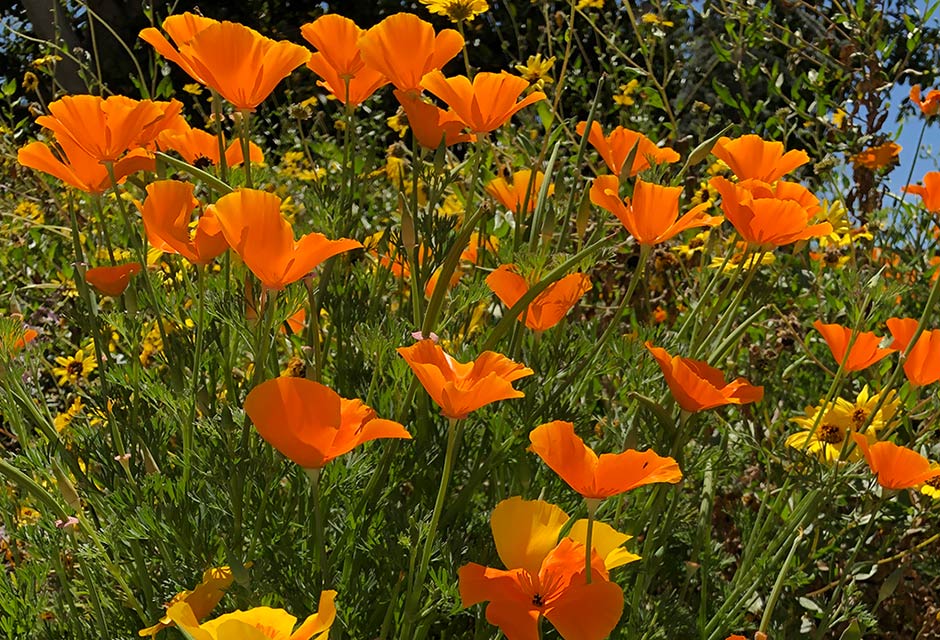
(830, 386), (898, 435)
(438, 193), (464, 218)
(387, 110), (408, 139)
(16, 506), (41, 525)
(54, 398), (85, 432)
(786, 403), (859, 463)
(22, 72), (39, 93)
(672, 230), (710, 260)
(420, 0), (489, 22)
(641, 13), (674, 27)
(52, 349), (97, 386)
(832, 109), (846, 128)
(576, 0), (603, 9)
(14, 201), (43, 224)
(140, 324), (164, 367)
(31, 54), (61, 68)
(920, 463), (940, 499)
(515, 54), (556, 90)
(708, 251), (775, 274)
(613, 79), (640, 106)
(182, 83), (203, 95)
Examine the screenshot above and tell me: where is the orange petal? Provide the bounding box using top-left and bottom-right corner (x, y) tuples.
(528, 421), (598, 497)
(85, 262), (142, 296)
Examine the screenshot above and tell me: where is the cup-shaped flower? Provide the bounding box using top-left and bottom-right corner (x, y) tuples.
(812, 320), (895, 372)
(575, 121), (680, 177)
(18, 137), (153, 193)
(851, 435), (940, 490)
(528, 420), (681, 500)
(710, 176), (831, 248)
(886, 317), (940, 386)
(157, 123), (263, 168)
(485, 265), (591, 332)
(645, 342), (763, 412)
(210, 189), (361, 290)
(301, 15), (388, 106)
(358, 13), (463, 93)
(138, 566), (233, 637)
(710, 134), (809, 183)
(167, 590), (336, 640)
(245, 377), (410, 470)
(490, 497), (638, 576)
(421, 70), (545, 133)
(394, 90), (476, 148)
(910, 85), (940, 117)
(396, 339), (534, 419)
(141, 180), (229, 266)
(851, 142), (901, 170)
(590, 175), (722, 245)
(140, 14), (310, 111)
(459, 537), (623, 640)
(7, 325), (38, 353)
(85, 262), (142, 297)
(902, 172), (940, 212)
(35, 95), (181, 162)
(485, 170), (553, 215)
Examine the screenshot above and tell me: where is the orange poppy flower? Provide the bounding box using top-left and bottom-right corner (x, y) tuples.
(850, 141), (901, 170)
(7, 326), (38, 353)
(645, 342), (763, 413)
(710, 176), (831, 247)
(459, 537), (624, 640)
(528, 420), (682, 500)
(357, 13), (463, 94)
(396, 339), (534, 419)
(851, 435), (940, 490)
(421, 70), (545, 133)
(886, 317), (940, 386)
(301, 15), (387, 106)
(485, 170), (553, 215)
(140, 180), (229, 266)
(18, 137), (154, 194)
(35, 95), (181, 163)
(140, 14), (310, 110)
(910, 85), (940, 117)
(394, 90), (476, 148)
(590, 175), (722, 245)
(575, 121), (680, 177)
(812, 321), (895, 372)
(138, 566), (233, 637)
(209, 189), (361, 290)
(710, 134), (809, 183)
(157, 123), (263, 168)
(244, 377), (410, 469)
(902, 171), (940, 212)
(485, 265), (591, 332)
(84, 262), (142, 296)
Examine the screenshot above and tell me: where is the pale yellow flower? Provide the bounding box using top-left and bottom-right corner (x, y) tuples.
(420, 0), (489, 22)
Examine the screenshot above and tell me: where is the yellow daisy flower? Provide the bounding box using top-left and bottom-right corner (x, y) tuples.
(52, 349), (97, 386)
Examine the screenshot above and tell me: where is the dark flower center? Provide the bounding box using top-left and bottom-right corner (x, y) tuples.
(66, 361), (84, 376)
(819, 423), (843, 444)
(925, 475), (940, 490)
(851, 408), (868, 428)
(531, 593), (544, 607)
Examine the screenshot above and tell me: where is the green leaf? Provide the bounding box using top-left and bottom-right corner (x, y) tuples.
(875, 566), (904, 606)
(839, 619), (862, 640)
(2, 78), (15, 97)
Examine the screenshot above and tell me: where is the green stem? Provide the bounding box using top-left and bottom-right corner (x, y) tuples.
(584, 498), (599, 584)
(239, 110), (253, 189)
(306, 468), (330, 591)
(183, 263), (207, 490)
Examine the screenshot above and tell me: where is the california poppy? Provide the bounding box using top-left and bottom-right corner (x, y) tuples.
(84, 262), (142, 297)
(167, 590), (336, 640)
(140, 180), (229, 266)
(396, 339), (534, 419)
(851, 435), (940, 490)
(138, 567), (233, 637)
(460, 537), (623, 640)
(645, 342), (763, 412)
(490, 497), (639, 575)
(528, 420), (682, 500)
(357, 13), (463, 94)
(902, 172), (940, 212)
(812, 321), (895, 372)
(421, 70), (545, 133)
(209, 189), (361, 290)
(575, 121), (680, 177)
(886, 317), (940, 386)
(35, 95), (181, 163)
(6, 325), (37, 353)
(590, 175), (722, 245)
(485, 265), (591, 332)
(710, 134), (809, 183)
(140, 14), (310, 111)
(18, 137), (153, 194)
(301, 15), (387, 106)
(710, 176), (831, 248)
(910, 85), (940, 117)
(485, 170), (553, 216)
(394, 89), (476, 148)
(157, 123), (263, 168)
(851, 142), (901, 170)
(244, 377), (410, 469)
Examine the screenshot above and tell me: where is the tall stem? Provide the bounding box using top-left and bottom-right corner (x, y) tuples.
(584, 498), (600, 584)
(306, 468), (330, 591)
